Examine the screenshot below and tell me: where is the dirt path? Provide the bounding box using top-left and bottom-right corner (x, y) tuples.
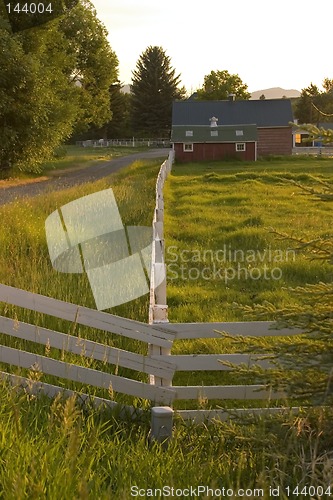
(0, 149), (170, 206)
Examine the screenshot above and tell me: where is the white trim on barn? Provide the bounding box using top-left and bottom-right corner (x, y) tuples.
(236, 142), (246, 152)
(183, 143), (194, 152)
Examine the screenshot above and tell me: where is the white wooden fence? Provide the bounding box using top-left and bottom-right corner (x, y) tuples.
(147, 149), (302, 424)
(0, 150), (303, 434)
(0, 283), (176, 404)
(148, 150), (173, 392)
(0, 282), (301, 423)
(292, 146), (333, 157)
(76, 138), (170, 148)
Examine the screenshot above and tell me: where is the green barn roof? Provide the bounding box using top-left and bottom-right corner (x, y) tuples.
(171, 124), (258, 143)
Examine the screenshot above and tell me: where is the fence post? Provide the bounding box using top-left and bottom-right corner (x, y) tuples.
(148, 152), (174, 419)
(149, 406), (174, 447)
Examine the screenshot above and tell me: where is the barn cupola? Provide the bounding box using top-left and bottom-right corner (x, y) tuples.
(209, 116), (218, 127)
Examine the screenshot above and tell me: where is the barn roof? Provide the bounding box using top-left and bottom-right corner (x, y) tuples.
(171, 124), (258, 143)
(172, 99), (293, 128)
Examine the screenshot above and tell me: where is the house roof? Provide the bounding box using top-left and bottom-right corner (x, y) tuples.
(171, 124), (258, 143)
(318, 122), (333, 130)
(172, 99), (294, 128)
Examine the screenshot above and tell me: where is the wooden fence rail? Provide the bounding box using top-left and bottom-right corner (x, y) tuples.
(0, 280), (301, 424)
(146, 150), (303, 425)
(0, 315), (175, 379)
(76, 138), (171, 148)
(148, 150), (174, 390)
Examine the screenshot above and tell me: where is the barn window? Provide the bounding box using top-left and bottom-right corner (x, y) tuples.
(210, 130), (218, 137)
(185, 130), (193, 137)
(236, 130), (244, 136)
(183, 143), (194, 152)
(236, 143), (246, 152)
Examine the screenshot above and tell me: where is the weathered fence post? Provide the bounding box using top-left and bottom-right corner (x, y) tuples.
(149, 406), (174, 447)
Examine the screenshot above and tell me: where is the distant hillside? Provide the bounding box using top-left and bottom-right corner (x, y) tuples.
(121, 85), (301, 99)
(250, 87), (300, 100)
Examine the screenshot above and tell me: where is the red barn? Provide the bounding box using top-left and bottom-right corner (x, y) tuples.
(171, 98), (293, 162)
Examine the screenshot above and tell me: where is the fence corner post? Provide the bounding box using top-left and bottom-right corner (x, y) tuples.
(149, 406), (174, 447)
(148, 152), (175, 445)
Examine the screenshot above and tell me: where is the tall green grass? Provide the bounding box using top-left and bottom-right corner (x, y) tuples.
(1, 156), (333, 496)
(0, 159), (162, 405)
(164, 158), (333, 408)
(1, 381), (333, 498)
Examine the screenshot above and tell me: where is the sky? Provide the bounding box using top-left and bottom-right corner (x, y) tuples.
(90, 0), (332, 93)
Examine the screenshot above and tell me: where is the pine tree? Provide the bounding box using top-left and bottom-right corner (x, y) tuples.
(130, 46), (185, 137)
(295, 81), (333, 124)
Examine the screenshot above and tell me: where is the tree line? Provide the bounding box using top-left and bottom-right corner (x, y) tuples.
(0, 0), (118, 174)
(1, 0), (333, 175)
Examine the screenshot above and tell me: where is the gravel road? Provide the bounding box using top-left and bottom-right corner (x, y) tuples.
(0, 149), (170, 206)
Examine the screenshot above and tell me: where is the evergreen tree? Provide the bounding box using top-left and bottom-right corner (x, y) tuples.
(196, 70), (251, 101)
(130, 46), (185, 137)
(295, 81), (333, 124)
(103, 84), (131, 138)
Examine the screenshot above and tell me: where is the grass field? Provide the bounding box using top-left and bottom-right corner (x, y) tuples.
(165, 156), (333, 323)
(0, 154), (333, 497)
(164, 156), (333, 407)
(0, 156), (162, 406)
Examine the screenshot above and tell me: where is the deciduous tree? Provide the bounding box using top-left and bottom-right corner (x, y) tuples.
(59, 0), (118, 133)
(0, 0), (118, 174)
(0, 18), (77, 174)
(196, 70), (251, 101)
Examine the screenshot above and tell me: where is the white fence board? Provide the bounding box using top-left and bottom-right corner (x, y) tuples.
(0, 284), (174, 348)
(176, 406), (301, 423)
(0, 149), (303, 417)
(0, 345), (175, 404)
(148, 151), (174, 388)
(174, 384), (284, 401)
(0, 371), (145, 418)
(0, 315), (176, 379)
(152, 354), (274, 371)
(0, 369), (299, 424)
(168, 321), (302, 339)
